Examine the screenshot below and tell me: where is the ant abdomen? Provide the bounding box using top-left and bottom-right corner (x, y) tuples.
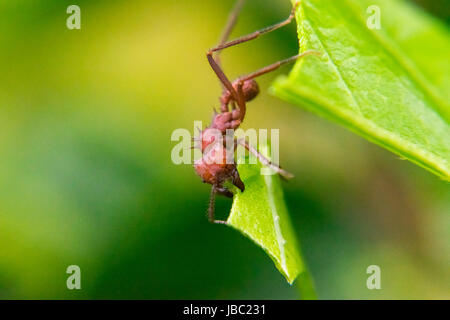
(194, 141), (244, 193)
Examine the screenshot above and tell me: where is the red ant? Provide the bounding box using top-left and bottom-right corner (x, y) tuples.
(194, 0), (319, 224)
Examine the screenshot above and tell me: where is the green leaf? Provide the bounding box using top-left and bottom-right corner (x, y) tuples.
(226, 145), (315, 297)
(272, 0), (450, 180)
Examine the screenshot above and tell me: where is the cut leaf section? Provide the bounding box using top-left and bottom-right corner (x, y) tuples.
(227, 145), (312, 291)
(272, 0), (450, 180)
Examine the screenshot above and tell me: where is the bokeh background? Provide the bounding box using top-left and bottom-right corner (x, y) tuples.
(0, 0), (448, 299)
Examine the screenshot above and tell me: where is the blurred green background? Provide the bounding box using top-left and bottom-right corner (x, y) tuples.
(0, 0), (449, 299)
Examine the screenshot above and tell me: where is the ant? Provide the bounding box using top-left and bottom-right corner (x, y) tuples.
(194, 0), (319, 224)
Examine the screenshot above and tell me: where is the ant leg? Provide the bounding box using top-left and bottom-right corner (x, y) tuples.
(235, 80), (246, 121)
(232, 167), (245, 192)
(230, 51), (320, 120)
(238, 139), (294, 180)
(237, 51), (321, 82)
(216, 186), (234, 198)
(207, 53), (247, 117)
(209, 1), (300, 54)
(215, 0), (246, 67)
(208, 185), (227, 224)
(207, 53), (237, 100)
(206, 0), (300, 97)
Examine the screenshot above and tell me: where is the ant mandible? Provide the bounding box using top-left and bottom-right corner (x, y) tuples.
(194, 0), (319, 224)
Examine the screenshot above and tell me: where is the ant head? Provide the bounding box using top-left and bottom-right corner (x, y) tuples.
(221, 79), (260, 106)
(233, 78), (259, 102)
